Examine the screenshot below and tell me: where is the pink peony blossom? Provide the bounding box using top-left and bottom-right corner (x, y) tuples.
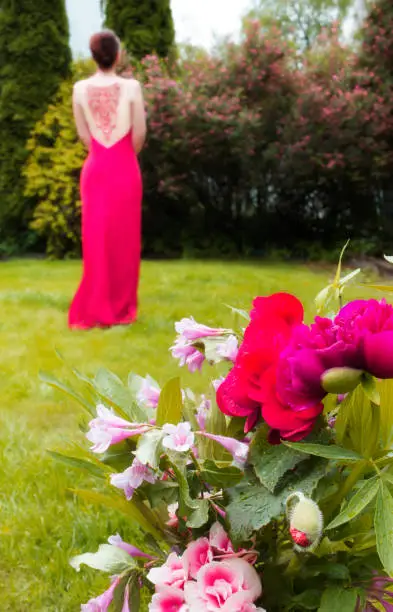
(163, 422), (195, 453)
(110, 458), (156, 500)
(81, 576), (120, 611)
(147, 552), (187, 590)
(335, 299), (393, 378)
(197, 432), (248, 466)
(175, 317), (228, 341)
(86, 405), (150, 454)
(171, 338), (205, 373)
(183, 538), (213, 579)
(184, 558), (262, 611)
(148, 586), (189, 612)
(216, 335), (239, 363)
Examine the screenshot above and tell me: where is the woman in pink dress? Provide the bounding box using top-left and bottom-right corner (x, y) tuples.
(69, 30), (146, 329)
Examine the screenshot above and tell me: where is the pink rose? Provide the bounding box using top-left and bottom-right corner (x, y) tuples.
(148, 586), (189, 612)
(184, 558), (262, 611)
(147, 553), (186, 591)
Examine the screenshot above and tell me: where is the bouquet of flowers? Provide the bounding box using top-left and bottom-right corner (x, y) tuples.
(48, 249), (393, 611)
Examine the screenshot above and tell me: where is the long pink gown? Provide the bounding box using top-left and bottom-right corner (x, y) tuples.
(69, 77), (142, 329)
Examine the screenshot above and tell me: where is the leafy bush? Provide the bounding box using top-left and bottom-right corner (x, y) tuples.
(24, 61), (94, 258)
(24, 8), (393, 259)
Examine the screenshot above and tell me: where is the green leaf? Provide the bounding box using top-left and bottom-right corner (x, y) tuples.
(326, 476), (380, 530)
(145, 481), (179, 508)
(382, 471), (393, 487)
(338, 268), (361, 287)
(187, 499), (210, 528)
(292, 589), (322, 610)
(101, 442), (134, 472)
(128, 575), (141, 611)
(378, 380), (393, 449)
(156, 378), (183, 427)
(39, 371), (95, 415)
(334, 239), (350, 285)
(200, 460), (244, 488)
(70, 543), (135, 573)
(70, 489), (164, 541)
(375, 483), (393, 575)
(135, 429), (164, 469)
(361, 374), (380, 406)
(284, 442), (362, 462)
(168, 455), (209, 528)
(335, 387), (376, 456)
(169, 456), (200, 514)
(224, 304), (250, 322)
(94, 368), (146, 422)
(48, 450), (107, 479)
(227, 460), (326, 542)
(318, 586), (359, 612)
(366, 284), (393, 293)
(315, 285), (335, 315)
(250, 426), (307, 493)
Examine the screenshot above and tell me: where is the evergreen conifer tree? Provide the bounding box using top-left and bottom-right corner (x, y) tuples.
(0, 0), (71, 248)
(104, 0), (175, 60)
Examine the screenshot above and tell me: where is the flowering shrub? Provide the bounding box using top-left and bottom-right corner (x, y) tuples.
(24, 10), (393, 259)
(47, 248), (393, 610)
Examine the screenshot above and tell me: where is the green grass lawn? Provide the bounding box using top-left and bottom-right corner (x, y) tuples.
(0, 259), (374, 611)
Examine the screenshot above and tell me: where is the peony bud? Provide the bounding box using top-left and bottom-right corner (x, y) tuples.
(286, 492), (324, 552)
(321, 367), (363, 394)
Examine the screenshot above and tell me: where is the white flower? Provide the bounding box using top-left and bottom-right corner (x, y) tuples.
(162, 422), (195, 452)
(216, 335), (239, 363)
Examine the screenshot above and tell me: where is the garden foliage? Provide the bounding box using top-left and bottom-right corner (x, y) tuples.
(47, 250), (393, 610)
(24, 2), (393, 258)
(0, 0), (71, 252)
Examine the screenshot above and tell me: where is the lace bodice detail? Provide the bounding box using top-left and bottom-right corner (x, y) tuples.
(87, 83), (121, 141)
(74, 75), (137, 147)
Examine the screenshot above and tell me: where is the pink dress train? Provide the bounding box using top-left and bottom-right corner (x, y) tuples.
(69, 133), (142, 329)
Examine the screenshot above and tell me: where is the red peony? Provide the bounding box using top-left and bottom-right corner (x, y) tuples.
(216, 293), (323, 441)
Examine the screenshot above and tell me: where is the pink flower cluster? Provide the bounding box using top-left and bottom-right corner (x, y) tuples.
(86, 405), (151, 453)
(170, 317), (235, 372)
(147, 522), (264, 612)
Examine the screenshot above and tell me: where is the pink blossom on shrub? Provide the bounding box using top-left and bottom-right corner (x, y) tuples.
(162, 422), (195, 453)
(110, 459), (156, 500)
(86, 405), (150, 453)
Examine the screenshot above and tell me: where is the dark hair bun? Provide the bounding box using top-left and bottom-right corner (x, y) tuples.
(90, 30), (120, 70)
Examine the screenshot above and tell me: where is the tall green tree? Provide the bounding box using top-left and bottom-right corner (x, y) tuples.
(102, 0), (175, 60)
(0, 0), (71, 250)
(247, 0), (352, 51)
